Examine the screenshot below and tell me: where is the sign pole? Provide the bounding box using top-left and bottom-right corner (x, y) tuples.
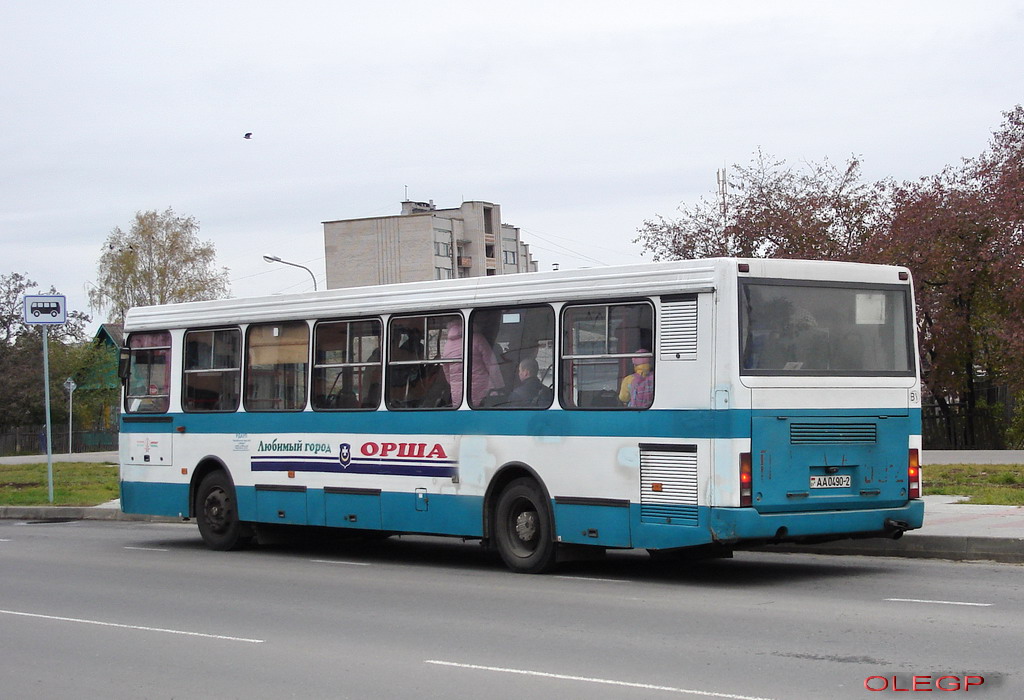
(24, 294), (66, 504)
(42, 326), (54, 503)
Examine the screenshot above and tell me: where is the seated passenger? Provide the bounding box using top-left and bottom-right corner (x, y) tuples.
(508, 358), (546, 406)
(618, 350), (654, 408)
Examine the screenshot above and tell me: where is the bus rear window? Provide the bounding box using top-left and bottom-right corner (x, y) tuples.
(125, 331), (171, 413)
(739, 280), (915, 376)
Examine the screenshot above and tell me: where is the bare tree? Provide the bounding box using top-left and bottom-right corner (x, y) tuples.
(635, 150), (889, 262)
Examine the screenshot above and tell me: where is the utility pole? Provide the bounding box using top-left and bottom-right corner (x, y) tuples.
(716, 167), (728, 226)
(64, 377), (77, 453)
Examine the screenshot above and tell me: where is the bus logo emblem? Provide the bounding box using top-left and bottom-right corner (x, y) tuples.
(339, 443), (351, 468)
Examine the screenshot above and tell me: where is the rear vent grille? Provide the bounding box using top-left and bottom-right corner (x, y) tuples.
(790, 423), (877, 444)
(640, 444), (698, 525)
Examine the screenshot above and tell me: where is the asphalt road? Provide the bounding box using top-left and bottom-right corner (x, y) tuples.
(1, 520), (1020, 699)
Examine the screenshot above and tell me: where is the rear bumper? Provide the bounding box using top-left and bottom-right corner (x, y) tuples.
(709, 499), (925, 545)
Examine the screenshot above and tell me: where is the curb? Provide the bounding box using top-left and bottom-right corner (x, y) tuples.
(0, 506), (185, 524)
(1, 506), (1021, 564)
(745, 535), (1024, 564)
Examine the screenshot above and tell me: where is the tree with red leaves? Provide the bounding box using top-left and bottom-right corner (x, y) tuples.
(637, 107), (1024, 447)
(880, 107), (1024, 445)
(636, 149), (890, 262)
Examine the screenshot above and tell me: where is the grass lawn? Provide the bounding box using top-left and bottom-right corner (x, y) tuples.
(0, 462), (119, 506)
(2, 460), (1023, 507)
(923, 463), (1024, 506)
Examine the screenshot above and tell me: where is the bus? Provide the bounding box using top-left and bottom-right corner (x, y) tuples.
(118, 258), (924, 573)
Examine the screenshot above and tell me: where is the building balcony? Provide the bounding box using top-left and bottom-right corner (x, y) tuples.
(458, 256), (472, 268)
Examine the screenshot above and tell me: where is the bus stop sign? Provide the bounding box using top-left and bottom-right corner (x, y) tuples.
(23, 295), (67, 325)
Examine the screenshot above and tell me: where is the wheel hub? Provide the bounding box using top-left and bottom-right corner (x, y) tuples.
(204, 490), (229, 532)
(514, 510), (537, 542)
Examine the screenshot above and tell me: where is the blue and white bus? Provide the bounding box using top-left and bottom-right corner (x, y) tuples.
(119, 258), (924, 573)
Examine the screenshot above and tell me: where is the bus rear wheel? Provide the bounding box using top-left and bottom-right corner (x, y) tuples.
(494, 478), (556, 574)
(195, 471), (251, 551)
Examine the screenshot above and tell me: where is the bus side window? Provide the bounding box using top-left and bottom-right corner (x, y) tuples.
(312, 319), (381, 410)
(183, 328), (241, 412)
(470, 305), (555, 409)
(245, 322), (309, 412)
(386, 313), (460, 410)
(560, 302), (654, 409)
(124, 331), (172, 414)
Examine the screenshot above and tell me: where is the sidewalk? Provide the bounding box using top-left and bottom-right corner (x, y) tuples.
(1, 453), (1022, 563)
(750, 495), (1024, 563)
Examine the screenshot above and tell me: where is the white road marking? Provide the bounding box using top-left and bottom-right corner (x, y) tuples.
(425, 660), (776, 699)
(885, 598), (992, 607)
(124, 546), (168, 552)
(310, 559), (371, 566)
(0, 609), (264, 643)
(553, 575), (628, 583)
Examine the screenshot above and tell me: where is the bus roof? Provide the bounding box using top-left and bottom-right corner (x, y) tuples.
(123, 258), (911, 332)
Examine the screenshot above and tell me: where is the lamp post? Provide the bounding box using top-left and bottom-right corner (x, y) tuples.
(263, 255), (318, 291)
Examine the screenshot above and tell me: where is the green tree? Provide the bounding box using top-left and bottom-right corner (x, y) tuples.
(0, 272), (94, 431)
(89, 208), (230, 323)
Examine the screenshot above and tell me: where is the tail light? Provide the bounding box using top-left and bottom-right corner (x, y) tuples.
(740, 452), (753, 506)
(908, 449), (922, 499)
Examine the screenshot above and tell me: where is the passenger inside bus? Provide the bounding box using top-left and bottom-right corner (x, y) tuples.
(618, 350), (654, 408)
(507, 358), (549, 406)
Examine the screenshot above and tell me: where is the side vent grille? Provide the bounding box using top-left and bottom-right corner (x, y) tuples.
(660, 296), (697, 361)
(640, 443), (698, 525)
(790, 423), (877, 444)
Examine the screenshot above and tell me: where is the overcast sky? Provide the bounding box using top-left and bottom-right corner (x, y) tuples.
(3, 1), (1022, 330)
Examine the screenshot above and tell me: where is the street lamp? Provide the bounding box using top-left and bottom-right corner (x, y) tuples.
(263, 255), (318, 291)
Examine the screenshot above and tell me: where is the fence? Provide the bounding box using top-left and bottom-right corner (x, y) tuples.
(922, 385), (1019, 450)
(0, 426), (118, 457)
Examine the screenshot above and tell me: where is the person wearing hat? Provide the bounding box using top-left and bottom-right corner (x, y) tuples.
(619, 349), (654, 408)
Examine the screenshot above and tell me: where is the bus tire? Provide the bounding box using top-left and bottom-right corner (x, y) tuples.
(494, 478), (556, 574)
(195, 471), (250, 551)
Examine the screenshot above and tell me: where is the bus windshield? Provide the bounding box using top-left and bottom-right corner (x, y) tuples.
(739, 280), (915, 376)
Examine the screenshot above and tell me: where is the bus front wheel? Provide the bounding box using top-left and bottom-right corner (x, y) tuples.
(195, 471), (251, 551)
(494, 478), (556, 574)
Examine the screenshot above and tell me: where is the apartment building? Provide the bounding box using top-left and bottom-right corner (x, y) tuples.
(323, 200), (538, 289)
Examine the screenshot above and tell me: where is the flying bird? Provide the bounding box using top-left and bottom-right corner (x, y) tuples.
(244, 132), (252, 139)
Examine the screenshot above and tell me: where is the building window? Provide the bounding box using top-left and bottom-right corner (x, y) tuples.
(183, 329), (241, 412)
(434, 241), (451, 257)
(503, 250), (517, 265)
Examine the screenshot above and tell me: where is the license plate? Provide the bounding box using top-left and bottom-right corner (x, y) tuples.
(810, 474), (851, 488)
